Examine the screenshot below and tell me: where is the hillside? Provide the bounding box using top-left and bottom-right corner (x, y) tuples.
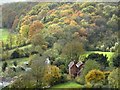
(17, 2), (119, 52)
(1, 2), (119, 89)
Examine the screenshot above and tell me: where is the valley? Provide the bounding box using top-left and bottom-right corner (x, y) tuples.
(0, 2), (119, 89)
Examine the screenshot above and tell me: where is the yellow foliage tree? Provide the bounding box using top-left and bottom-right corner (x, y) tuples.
(20, 25), (29, 38)
(85, 69), (105, 85)
(43, 65), (61, 86)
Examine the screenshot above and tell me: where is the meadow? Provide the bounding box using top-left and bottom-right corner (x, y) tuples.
(0, 29), (9, 41)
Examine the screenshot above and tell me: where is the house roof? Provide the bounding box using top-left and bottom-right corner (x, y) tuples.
(76, 61), (83, 68)
(68, 61), (75, 68)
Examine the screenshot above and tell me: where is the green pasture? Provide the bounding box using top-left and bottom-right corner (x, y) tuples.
(81, 51), (114, 61)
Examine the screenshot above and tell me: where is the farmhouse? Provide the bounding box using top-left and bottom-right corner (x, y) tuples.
(68, 60), (84, 77)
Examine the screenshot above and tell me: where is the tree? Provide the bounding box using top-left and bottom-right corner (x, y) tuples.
(45, 35), (57, 48)
(107, 14), (118, 30)
(6, 34), (14, 49)
(43, 65), (61, 86)
(29, 20), (44, 38)
(85, 69), (105, 88)
(20, 25), (29, 39)
(62, 40), (84, 61)
(29, 55), (46, 88)
(31, 33), (45, 46)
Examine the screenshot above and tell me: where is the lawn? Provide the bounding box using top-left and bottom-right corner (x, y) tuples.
(51, 82), (82, 88)
(81, 51), (114, 61)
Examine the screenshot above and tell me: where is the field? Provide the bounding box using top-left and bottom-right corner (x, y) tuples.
(0, 29), (9, 41)
(51, 82), (82, 88)
(81, 51), (114, 61)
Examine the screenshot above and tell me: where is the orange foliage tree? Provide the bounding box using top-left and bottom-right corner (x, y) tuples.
(29, 20), (44, 38)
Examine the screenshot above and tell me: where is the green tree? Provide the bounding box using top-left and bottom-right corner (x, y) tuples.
(29, 55), (46, 88)
(31, 33), (45, 47)
(62, 40), (84, 61)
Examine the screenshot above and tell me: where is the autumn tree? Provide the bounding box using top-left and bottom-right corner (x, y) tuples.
(43, 65), (61, 86)
(29, 20), (44, 38)
(85, 69), (105, 88)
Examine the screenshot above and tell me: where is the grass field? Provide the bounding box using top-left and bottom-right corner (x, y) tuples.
(81, 51), (114, 61)
(51, 82), (82, 88)
(0, 29), (9, 41)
